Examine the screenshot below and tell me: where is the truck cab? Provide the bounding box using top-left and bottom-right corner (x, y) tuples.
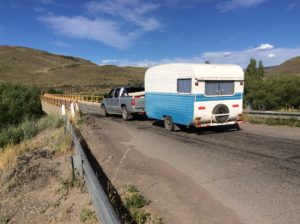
(100, 86), (145, 120)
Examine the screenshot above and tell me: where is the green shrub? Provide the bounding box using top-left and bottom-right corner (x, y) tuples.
(124, 193), (147, 209)
(20, 117), (39, 140)
(0, 115), (63, 149)
(80, 208), (97, 223)
(37, 114), (64, 131)
(47, 88), (63, 94)
(0, 83), (42, 129)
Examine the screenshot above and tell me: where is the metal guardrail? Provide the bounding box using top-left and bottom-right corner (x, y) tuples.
(244, 110), (300, 120)
(67, 120), (120, 224)
(41, 96), (120, 224)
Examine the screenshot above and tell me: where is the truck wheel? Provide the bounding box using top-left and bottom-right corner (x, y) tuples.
(101, 105), (108, 117)
(164, 116), (174, 131)
(121, 106), (133, 121)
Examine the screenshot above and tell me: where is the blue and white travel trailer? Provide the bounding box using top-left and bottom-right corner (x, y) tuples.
(144, 63), (244, 130)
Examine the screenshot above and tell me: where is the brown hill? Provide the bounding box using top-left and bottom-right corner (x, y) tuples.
(0, 46), (146, 93)
(266, 56), (300, 76)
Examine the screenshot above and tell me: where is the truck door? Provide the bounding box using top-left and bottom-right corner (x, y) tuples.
(105, 89), (115, 113)
(111, 88), (121, 113)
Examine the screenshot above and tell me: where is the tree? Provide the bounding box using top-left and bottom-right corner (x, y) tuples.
(244, 58), (265, 109)
(257, 60), (265, 78)
(245, 58), (257, 77)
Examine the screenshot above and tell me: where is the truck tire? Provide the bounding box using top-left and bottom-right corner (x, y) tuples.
(101, 104), (108, 117)
(121, 106), (133, 121)
(164, 116), (174, 131)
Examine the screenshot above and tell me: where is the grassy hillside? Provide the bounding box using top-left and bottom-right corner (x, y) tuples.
(0, 46), (146, 93)
(266, 56), (300, 76)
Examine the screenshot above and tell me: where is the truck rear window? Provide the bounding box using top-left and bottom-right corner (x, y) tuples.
(126, 87), (144, 93)
(205, 81), (234, 96)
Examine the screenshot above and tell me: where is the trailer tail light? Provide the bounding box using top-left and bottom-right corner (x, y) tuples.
(131, 97), (136, 106)
(198, 106), (206, 110)
(232, 104), (239, 108)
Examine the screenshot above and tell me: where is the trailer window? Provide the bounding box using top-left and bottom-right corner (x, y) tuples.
(177, 78), (192, 93)
(205, 81), (234, 95)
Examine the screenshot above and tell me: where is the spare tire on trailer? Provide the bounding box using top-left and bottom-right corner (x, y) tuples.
(213, 104), (229, 123)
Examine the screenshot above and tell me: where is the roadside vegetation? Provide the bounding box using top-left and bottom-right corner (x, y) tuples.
(80, 208), (98, 224)
(121, 184), (164, 224)
(244, 115), (300, 127)
(0, 117), (67, 172)
(0, 115), (64, 149)
(0, 83), (66, 149)
(244, 59), (300, 111)
(0, 83), (42, 127)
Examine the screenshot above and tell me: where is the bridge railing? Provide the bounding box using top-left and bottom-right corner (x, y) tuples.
(43, 93), (103, 103)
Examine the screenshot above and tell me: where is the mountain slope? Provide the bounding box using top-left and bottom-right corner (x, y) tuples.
(266, 56), (300, 76)
(0, 46), (146, 92)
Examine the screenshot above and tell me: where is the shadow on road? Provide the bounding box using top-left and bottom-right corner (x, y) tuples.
(151, 120), (242, 135)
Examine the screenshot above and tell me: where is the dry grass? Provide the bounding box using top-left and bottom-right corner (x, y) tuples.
(0, 127), (72, 175)
(0, 46), (145, 93)
(0, 132), (45, 172)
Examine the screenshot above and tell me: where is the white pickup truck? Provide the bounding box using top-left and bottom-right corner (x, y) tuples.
(100, 86), (145, 120)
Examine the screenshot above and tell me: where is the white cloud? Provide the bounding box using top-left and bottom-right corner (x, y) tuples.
(223, 52), (232, 57)
(100, 59), (117, 65)
(38, 0), (162, 49)
(39, 15), (140, 49)
(267, 53), (275, 58)
(107, 45), (300, 68)
(85, 0), (160, 31)
(218, 0), (268, 12)
(254, 43), (274, 51)
(200, 45), (300, 67)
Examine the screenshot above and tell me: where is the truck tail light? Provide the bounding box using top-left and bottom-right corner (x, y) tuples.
(131, 97), (136, 106)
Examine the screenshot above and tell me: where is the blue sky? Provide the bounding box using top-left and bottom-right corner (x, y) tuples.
(0, 0), (300, 67)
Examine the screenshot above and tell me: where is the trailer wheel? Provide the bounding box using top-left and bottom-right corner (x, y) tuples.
(121, 106), (133, 121)
(164, 116), (174, 131)
(101, 104), (108, 117)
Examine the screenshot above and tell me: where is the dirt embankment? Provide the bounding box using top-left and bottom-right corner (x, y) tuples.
(0, 128), (97, 224)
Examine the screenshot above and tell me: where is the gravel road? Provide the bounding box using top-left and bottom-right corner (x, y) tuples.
(79, 108), (300, 224)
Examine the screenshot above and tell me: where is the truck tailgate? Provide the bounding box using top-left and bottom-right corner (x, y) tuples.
(133, 96), (145, 109)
